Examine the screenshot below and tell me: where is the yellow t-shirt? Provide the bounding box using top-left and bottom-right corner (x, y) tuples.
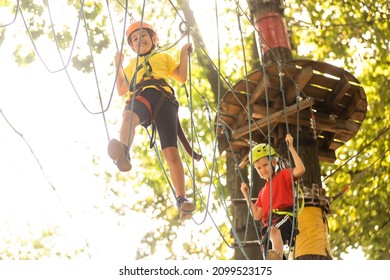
(124, 52), (178, 96)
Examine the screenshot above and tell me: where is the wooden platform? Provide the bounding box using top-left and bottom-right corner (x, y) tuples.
(216, 59), (367, 166)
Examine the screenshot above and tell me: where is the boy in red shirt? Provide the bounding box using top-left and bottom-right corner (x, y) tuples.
(241, 134), (305, 259)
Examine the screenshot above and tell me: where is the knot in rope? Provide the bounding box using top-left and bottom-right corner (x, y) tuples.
(179, 21), (194, 36)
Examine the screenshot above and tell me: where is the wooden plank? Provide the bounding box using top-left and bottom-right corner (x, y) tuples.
(328, 141), (344, 150)
(286, 65), (314, 104)
(266, 62), (300, 77)
(233, 79), (258, 93)
(232, 98), (315, 139)
(317, 148), (336, 163)
(293, 60), (356, 82)
(334, 132), (355, 142)
(308, 73), (338, 92)
(239, 157), (249, 169)
(247, 69), (262, 82)
(251, 103), (278, 118)
(249, 74), (270, 105)
(221, 90), (248, 105)
(286, 115), (360, 135)
(220, 103), (242, 113)
(300, 84), (329, 101)
(235, 112), (249, 130)
(219, 115), (236, 127)
(340, 87), (367, 120)
(231, 140), (250, 147)
(349, 110), (366, 122)
(329, 75), (351, 110)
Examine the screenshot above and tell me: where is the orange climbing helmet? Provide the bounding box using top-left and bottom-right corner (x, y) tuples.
(126, 21), (158, 46)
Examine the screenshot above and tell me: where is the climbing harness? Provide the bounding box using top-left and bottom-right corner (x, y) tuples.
(128, 77), (202, 161)
(272, 182), (305, 217)
(123, 19), (201, 161)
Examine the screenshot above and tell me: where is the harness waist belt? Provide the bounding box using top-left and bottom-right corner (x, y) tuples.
(134, 78), (170, 89)
(132, 78), (202, 162)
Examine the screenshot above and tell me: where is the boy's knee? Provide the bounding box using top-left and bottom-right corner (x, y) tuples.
(270, 227), (282, 237)
(162, 147), (180, 160)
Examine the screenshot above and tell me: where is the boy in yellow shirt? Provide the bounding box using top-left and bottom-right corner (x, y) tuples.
(108, 21), (197, 219)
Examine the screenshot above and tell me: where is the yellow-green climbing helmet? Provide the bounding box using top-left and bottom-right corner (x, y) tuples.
(251, 143), (278, 163)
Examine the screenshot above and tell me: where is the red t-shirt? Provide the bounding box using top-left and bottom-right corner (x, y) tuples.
(255, 169), (296, 224)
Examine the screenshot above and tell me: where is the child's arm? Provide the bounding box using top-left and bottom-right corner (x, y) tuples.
(171, 43), (193, 84)
(240, 182), (263, 220)
(286, 134), (305, 178)
(115, 52), (129, 96)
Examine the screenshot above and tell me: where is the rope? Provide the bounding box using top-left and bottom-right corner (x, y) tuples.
(171, 0), (293, 259)
(19, 1), (121, 117)
(123, 0), (147, 151)
(234, 0), (286, 66)
(0, 107), (92, 257)
(164, 0), (260, 258)
(330, 148), (389, 204)
(79, 4), (111, 141)
(174, 103), (251, 257)
(277, 61), (301, 259)
(176, 3), (253, 257)
(322, 126), (390, 182)
(185, 82), (260, 252)
(185, 0), (197, 209)
(263, 62), (274, 260)
(221, 123), (262, 253)
(169, 0), (269, 140)
(182, 84), (200, 215)
(0, 0), (20, 27)
(18, 3), (80, 73)
(113, 0), (136, 21)
(235, 3), (265, 258)
(179, 122), (252, 257)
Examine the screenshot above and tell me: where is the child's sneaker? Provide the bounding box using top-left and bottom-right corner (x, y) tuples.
(107, 139), (132, 172)
(176, 196), (195, 220)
